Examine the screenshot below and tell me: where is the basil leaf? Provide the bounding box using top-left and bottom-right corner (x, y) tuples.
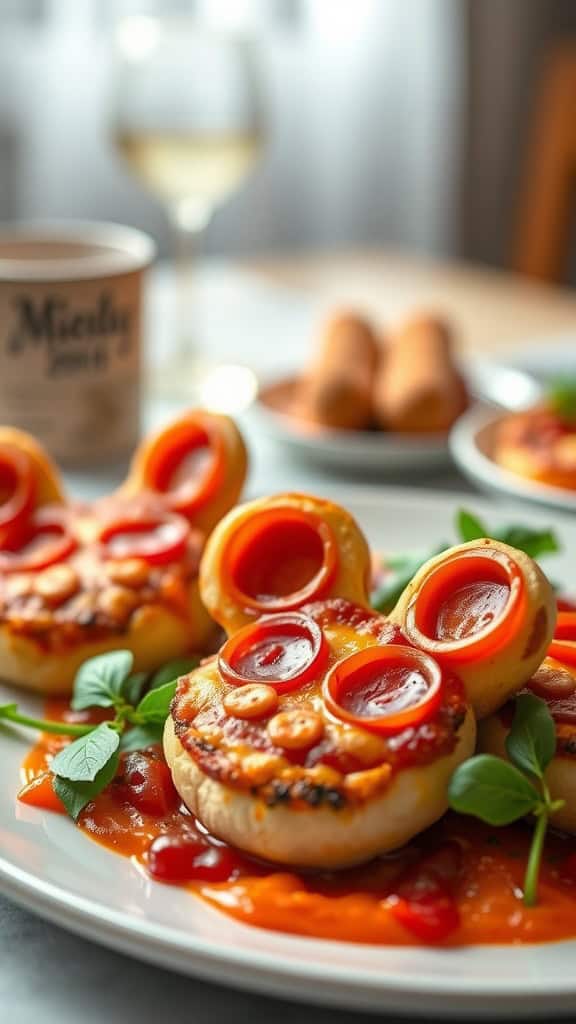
(548, 378), (576, 424)
(495, 526), (559, 560)
(136, 680), (178, 724)
(150, 657), (199, 691)
(456, 508), (559, 560)
(71, 650), (134, 710)
(506, 693), (556, 780)
(122, 671), (148, 706)
(53, 751), (119, 821)
(50, 723), (120, 782)
(448, 755), (540, 825)
(119, 723), (164, 752)
(456, 508), (488, 542)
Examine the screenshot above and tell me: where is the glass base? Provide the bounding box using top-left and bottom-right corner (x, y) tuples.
(147, 354), (258, 414)
(148, 351), (210, 402)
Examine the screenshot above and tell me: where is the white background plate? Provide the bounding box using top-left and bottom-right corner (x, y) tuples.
(1, 488), (575, 1018)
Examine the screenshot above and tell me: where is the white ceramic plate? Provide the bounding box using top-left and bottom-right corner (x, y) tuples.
(0, 488), (575, 1018)
(450, 405), (576, 514)
(253, 364), (540, 476)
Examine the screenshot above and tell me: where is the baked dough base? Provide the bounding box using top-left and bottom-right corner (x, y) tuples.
(164, 708), (476, 869)
(0, 584), (214, 696)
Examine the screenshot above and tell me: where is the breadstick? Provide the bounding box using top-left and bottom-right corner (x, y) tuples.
(298, 311), (380, 430)
(373, 314), (467, 433)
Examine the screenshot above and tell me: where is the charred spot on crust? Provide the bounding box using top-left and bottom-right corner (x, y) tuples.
(260, 778), (346, 810)
(523, 606), (548, 659)
(450, 707), (467, 733)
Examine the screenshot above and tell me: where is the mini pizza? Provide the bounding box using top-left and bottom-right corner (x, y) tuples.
(479, 652), (576, 835)
(389, 539), (556, 718)
(0, 410), (247, 695)
(494, 405), (576, 491)
(165, 493), (476, 868)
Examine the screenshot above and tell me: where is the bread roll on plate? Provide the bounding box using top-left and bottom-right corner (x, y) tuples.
(297, 311), (380, 431)
(373, 314), (467, 434)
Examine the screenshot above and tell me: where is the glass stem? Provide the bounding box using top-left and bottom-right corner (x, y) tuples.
(169, 198), (212, 375)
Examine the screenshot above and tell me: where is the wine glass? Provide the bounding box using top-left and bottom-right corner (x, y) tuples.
(110, 12), (264, 399)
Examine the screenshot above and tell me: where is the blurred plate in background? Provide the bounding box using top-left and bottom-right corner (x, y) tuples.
(253, 362), (540, 476)
(450, 404), (576, 513)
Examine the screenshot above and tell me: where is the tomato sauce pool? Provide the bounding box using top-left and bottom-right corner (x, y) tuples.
(18, 701), (576, 948)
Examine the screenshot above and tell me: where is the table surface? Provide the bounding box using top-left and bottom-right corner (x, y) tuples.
(3, 252), (576, 1024)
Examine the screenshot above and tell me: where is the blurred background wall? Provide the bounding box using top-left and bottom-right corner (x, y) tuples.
(0, 0), (575, 275)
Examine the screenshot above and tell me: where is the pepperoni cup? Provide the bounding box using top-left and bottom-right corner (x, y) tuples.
(219, 612), (328, 694)
(0, 505), (76, 573)
(223, 507), (337, 615)
(99, 510), (190, 567)
(403, 549), (524, 664)
(323, 645), (444, 736)
(140, 416), (225, 518)
(390, 539), (555, 718)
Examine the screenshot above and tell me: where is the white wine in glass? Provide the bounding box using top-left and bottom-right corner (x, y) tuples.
(116, 133), (261, 215)
(111, 15), (264, 395)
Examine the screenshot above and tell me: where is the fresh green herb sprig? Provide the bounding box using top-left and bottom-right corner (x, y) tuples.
(370, 546), (447, 615)
(370, 507), (560, 614)
(448, 693), (564, 907)
(455, 509), (559, 560)
(0, 651), (199, 819)
(547, 378), (576, 425)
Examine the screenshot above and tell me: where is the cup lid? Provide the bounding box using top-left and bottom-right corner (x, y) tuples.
(0, 221), (156, 281)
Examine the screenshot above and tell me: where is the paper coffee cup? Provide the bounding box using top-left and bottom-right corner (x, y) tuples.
(0, 221), (155, 465)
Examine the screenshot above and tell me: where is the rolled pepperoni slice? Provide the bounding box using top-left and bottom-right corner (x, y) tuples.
(218, 612), (328, 694)
(139, 417), (226, 517)
(223, 507), (338, 614)
(323, 644), (444, 736)
(99, 511), (191, 567)
(403, 548), (525, 665)
(0, 506), (76, 574)
(0, 444), (36, 545)
(548, 611), (576, 666)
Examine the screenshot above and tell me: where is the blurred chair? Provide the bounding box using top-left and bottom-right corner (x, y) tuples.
(513, 41), (576, 282)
